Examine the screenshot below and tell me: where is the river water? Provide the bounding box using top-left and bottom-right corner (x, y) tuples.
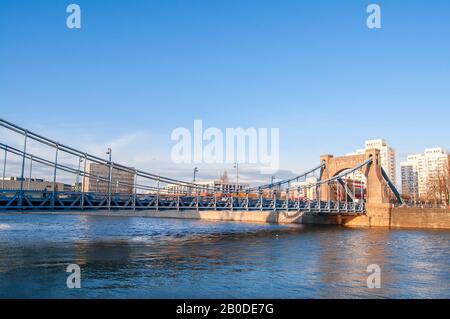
(0, 213), (448, 299)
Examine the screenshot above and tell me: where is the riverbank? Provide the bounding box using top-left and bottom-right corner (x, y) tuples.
(2, 206), (450, 230)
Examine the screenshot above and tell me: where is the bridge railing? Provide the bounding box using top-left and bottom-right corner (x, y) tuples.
(0, 188), (366, 213)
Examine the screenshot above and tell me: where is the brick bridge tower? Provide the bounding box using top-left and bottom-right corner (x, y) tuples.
(319, 149), (389, 204)
(318, 149), (396, 227)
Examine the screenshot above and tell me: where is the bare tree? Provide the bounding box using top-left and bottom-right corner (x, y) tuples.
(425, 162), (449, 206)
(443, 153), (450, 206)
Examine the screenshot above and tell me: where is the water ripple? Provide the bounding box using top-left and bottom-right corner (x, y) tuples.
(0, 213), (449, 299)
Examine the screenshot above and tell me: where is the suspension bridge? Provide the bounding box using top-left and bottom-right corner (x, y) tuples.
(0, 119), (404, 217)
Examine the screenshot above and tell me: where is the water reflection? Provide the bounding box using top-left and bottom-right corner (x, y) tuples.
(0, 213), (449, 298)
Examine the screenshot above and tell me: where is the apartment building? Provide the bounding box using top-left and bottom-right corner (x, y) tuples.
(290, 177), (318, 200)
(346, 139), (397, 183)
(401, 147), (448, 199)
(82, 163), (134, 194)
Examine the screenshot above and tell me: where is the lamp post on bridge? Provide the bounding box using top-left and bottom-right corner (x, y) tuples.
(107, 148), (112, 210)
(76, 157), (83, 192)
(233, 161), (239, 194)
(193, 167), (198, 182)
(1, 146), (7, 191)
(28, 156), (33, 190)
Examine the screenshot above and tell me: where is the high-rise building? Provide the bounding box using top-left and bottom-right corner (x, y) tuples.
(400, 147), (448, 199)
(346, 139), (397, 183)
(83, 163), (135, 194)
(400, 155), (420, 197)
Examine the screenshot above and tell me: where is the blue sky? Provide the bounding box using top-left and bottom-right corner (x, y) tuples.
(1, 0), (449, 183)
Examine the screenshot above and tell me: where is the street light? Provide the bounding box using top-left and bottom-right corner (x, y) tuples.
(76, 157), (83, 192)
(28, 155), (33, 190)
(193, 167), (199, 182)
(233, 162), (239, 193)
(1, 146), (7, 190)
(192, 167), (199, 196)
(106, 148), (112, 209)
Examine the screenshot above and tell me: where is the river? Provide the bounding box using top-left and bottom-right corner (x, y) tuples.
(0, 213), (448, 298)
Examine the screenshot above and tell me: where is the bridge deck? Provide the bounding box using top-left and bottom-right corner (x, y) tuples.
(0, 190), (365, 215)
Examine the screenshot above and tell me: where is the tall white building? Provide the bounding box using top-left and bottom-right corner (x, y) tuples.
(400, 147), (448, 198)
(346, 139), (397, 183)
